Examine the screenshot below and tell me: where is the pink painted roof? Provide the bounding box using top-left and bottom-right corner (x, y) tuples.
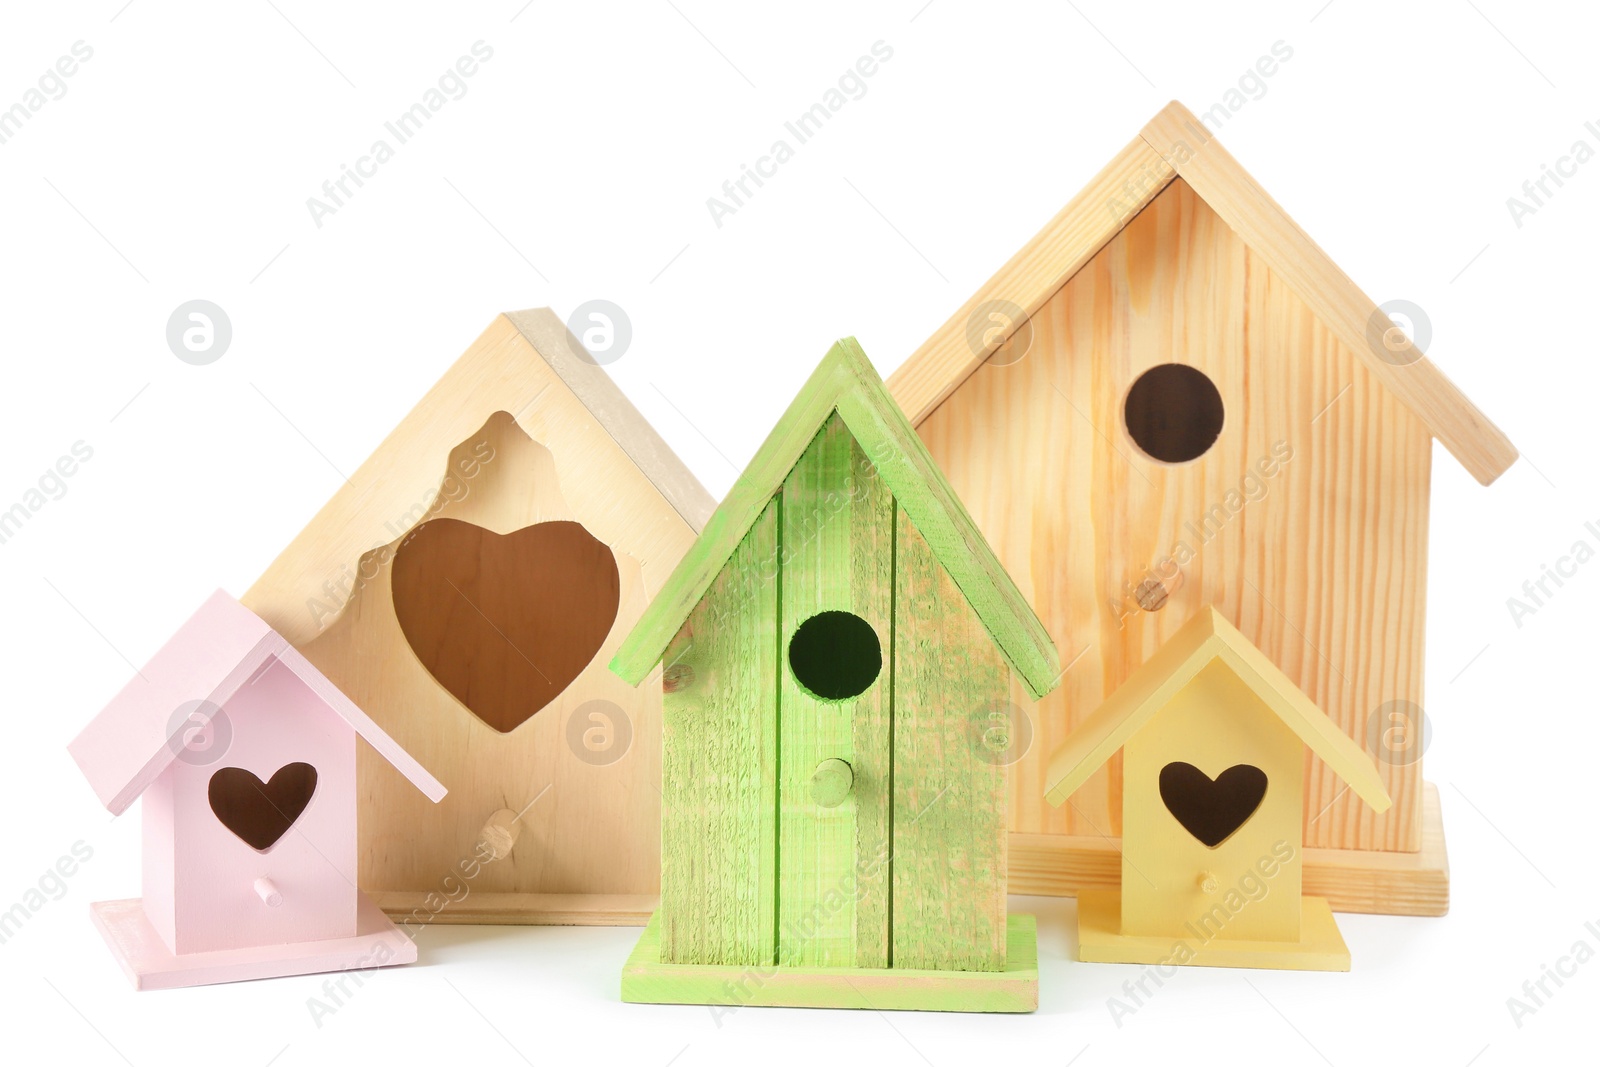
(68, 590), (446, 816)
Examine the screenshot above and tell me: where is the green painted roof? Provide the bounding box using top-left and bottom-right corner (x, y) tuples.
(610, 338), (1060, 700)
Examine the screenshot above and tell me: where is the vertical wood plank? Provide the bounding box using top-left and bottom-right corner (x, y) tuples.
(778, 413), (893, 969)
(892, 506), (1008, 971)
(659, 499), (779, 965)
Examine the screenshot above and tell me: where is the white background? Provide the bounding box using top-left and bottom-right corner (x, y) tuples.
(1, 1), (1595, 1064)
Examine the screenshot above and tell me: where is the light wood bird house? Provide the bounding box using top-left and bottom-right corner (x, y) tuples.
(241, 309), (714, 927)
(886, 101), (1515, 917)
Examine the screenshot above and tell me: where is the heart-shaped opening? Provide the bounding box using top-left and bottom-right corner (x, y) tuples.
(1158, 761), (1267, 848)
(209, 763), (319, 852)
(391, 517), (621, 733)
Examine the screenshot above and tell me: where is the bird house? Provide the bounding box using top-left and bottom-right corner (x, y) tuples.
(1045, 606), (1390, 970)
(886, 101), (1516, 916)
(67, 590), (447, 990)
(240, 309), (714, 927)
(610, 339), (1059, 1012)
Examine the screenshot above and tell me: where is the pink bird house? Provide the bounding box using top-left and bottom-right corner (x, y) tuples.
(68, 590), (447, 990)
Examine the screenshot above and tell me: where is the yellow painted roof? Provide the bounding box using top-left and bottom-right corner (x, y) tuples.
(1043, 606), (1390, 813)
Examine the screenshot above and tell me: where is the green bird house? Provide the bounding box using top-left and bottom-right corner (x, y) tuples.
(610, 339), (1059, 1012)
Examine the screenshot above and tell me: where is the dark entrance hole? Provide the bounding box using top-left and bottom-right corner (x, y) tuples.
(1124, 363), (1225, 463)
(1157, 761), (1267, 848)
(209, 762), (319, 852)
(788, 611), (882, 701)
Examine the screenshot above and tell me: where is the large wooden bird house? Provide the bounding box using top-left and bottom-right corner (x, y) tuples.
(887, 101), (1516, 916)
(611, 339), (1059, 1012)
(241, 309), (714, 926)
(1045, 607), (1389, 970)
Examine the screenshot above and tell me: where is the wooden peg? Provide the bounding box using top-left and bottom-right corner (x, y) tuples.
(810, 758), (854, 809)
(254, 877), (284, 908)
(478, 808), (524, 861)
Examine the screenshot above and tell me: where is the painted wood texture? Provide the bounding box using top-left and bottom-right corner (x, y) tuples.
(658, 499), (779, 966)
(778, 414), (893, 969)
(913, 177), (1432, 853)
(241, 312), (708, 921)
(892, 506), (1006, 971)
(1121, 661), (1304, 942)
(613, 339), (1059, 698)
(167, 661), (358, 954)
(68, 591), (281, 817)
(1076, 892), (1351, 972)
(1012, 781), (1450, 916)
(624, 911), (1038, 1013)
(69, 590), (441, 815)
(67, 591), (445, 960)
(92, 892), (417, 992)
(648, 406), (1043, 974)
(1044, 607), (1390, 812)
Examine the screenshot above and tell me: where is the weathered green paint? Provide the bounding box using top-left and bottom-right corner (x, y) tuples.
(657, 498), (779, 966)
(777, 414), (892, 969)
(617, 343), (1060, 1007)
(892, 505), (1008, 971)
(610, 339), (1059, 699)
(623, 910), (1039, 1013)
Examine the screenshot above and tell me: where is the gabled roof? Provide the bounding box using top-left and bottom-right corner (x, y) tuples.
(887, 101), (1517, 486)
(503, 308), (716, 532)
(610, 338), (1061, 698)
(1043, 606), (1390, 812)
(69, 590), (447, 816)
(242, 308), (714, 649)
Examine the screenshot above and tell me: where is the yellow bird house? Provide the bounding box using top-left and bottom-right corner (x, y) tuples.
(1044, 606), (1390, 971)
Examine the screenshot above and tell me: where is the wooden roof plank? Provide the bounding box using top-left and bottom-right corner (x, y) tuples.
(504, 309), (717, 531)
(608, 353), (850, 685)
(1042, 621), (1218, 807)
(611, 340), (1061, 697)
(242, 310), (713, 648)
(1044, 607), (1391, 812)
(68, 590), (447, 814)
(1140, 102), (1517, 485)
(830, 346), (1059, 697)
(888, 102), (1516, 486)
(888, 134), (1176, 426)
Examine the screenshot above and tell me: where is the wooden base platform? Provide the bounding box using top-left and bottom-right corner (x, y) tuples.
(91, 892), (417, 991)
(373, 891), (657, 927)
(1076, 891), (1352, 971)
(1014, 782), (1450, 916)
(372, 785), (1448, 928)
(622, 911), (1038, 1012)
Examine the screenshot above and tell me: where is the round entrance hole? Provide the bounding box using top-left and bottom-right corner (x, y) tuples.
(1123, 363), (1225, 463)
(788, 611), (882, 701)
